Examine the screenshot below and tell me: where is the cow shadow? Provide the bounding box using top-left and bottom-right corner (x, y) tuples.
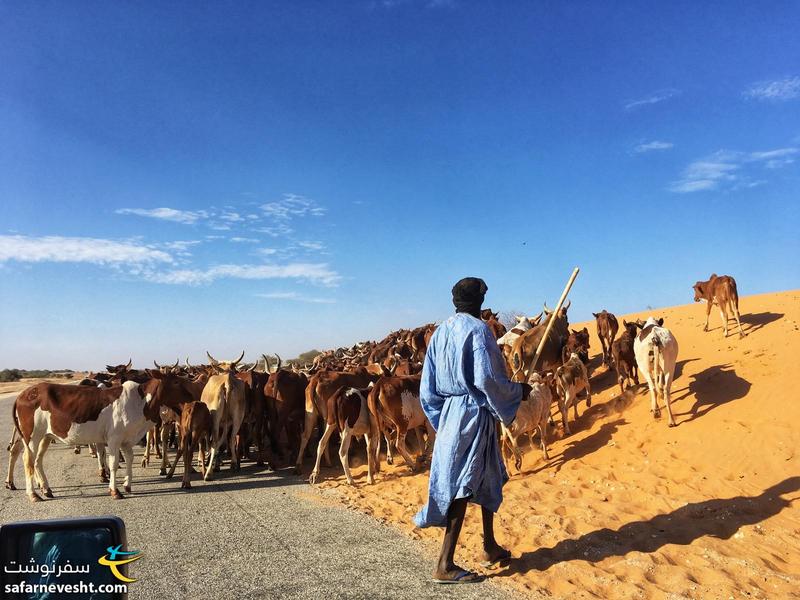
(740, 312), (784, 335)
(538, 418), (625, 474)
(674, 364), (751, 423)
(497, 476), (800, 576)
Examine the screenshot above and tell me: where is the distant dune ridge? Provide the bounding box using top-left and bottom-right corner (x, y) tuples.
(319, 290), (800, 599)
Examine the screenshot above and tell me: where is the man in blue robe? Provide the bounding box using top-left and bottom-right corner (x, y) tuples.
(414, 277), (531, 584)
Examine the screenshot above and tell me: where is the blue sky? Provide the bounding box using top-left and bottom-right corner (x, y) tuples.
(1, 1), (798, 369)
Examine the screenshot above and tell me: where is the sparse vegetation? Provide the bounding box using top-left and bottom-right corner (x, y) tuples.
(0, 369), (74, 382)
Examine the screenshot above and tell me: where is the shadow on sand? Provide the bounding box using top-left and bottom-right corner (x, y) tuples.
(739, 311), (784, 335)
(671, 364), (751, 423)
(498, 476), (800, 575)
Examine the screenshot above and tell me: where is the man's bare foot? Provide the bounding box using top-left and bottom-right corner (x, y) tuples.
(432, 564), (484, 584)
(480, 544), (512, 567)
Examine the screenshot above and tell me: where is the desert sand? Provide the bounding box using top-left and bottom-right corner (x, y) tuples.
(318, 290), (800, 599)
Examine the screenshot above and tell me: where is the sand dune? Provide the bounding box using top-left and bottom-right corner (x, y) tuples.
(318, 290), (800, 599)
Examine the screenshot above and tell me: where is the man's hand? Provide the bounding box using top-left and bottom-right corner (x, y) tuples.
(520, 382), (533, 399)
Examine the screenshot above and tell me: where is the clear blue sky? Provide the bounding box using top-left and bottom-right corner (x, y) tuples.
(1, 1), (798, 370)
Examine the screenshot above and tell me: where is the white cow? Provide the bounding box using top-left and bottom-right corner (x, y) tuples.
(10, 380), (172, 501)
(633, 317), (679, 427)
(500, 372), (553, 471)
(496, 313), (542, 348)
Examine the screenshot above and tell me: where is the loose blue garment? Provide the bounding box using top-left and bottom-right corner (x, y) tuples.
(414, 312), (523, 528)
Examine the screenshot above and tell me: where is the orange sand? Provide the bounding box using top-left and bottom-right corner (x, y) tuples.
(318, 290), (800, 599)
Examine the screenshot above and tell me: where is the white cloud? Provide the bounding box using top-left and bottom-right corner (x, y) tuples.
(670, 147), (797, 193)
(634, 140), (674, 154)
(0, 235), (173, 265)
(744, 77), (800, 101)
(256, 248), (278, 257)
(297, 241), (326, 251)
(229, 237), (260, 243)
(147, 263), (341, 286)
(116, 207), (208, 224)
(220, 211), (244, 223)
(260, 194), (326, 222)
(255, 291), (336, 304)
(624, 88), (680, 110)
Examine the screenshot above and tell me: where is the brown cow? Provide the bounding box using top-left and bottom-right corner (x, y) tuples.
(593, 310), (619, 366)
(555, 352), (591, 434)
(561, 327), (590, 365)
(165, 401), (212, 489)
(612, 320), (640, 394)
(236, 365), (271, 467)
(263, 354), (308, 462)
(510, 301), (571, 381)
(693, 274), (745, 338)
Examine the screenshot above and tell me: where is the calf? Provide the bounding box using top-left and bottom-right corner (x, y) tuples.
(612, 320), (639, 394)
(555, 352), (592, 434)
(10, 373), (188, 501)
(367, 374), (435, 477)
(693, 274), (745, 338)
(593, 310), (619, 366)
(166, 401), (212, 488)
(634, 317), (680, 427)
(308, 386), (375, 485)
(561, 327), (590, 365)
(500, 373), (553, 471)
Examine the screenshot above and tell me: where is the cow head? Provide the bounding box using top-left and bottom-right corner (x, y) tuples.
(106, 358), (132, 374)
(621, 319), (639, 338)
(206, 350), (245, 374)
(692, 281), (707, 302)
(634, 317), (664, 330)
(140, 370), (194, 421)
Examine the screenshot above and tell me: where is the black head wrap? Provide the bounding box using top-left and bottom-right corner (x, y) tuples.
(452, 277), (487, 319)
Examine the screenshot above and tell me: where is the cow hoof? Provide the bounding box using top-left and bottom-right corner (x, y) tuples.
(43, 488), (54, 498)
(141, 459), (147, 468)
(668, 422), (676, 428)
(345, 478), (355, 486)
(367, 477), (375, 485)
(124, 485), (131, 493)
(308, 472), (318, 485)
(586, 398), (592, 407)
(386, 456), (394, 465)
(99, 471), (109, 483)
(181, 481), (191, 489)
(159, 468), (167, 476)
(165, 471), (174, 479)
(74, 447), (81, 454)
(29, 492), (43, 503)
(110, 489), (124, 500)
(294, 466), (302, 475)
(652, 409), (661, 419)
(5, 481), (16, 491)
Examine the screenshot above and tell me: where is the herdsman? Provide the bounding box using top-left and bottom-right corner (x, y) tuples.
(415, 277), (531, 584)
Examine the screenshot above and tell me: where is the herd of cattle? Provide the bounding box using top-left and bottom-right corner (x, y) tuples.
(4, 273), (744, 502)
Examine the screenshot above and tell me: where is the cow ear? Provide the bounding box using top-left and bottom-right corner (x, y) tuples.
(582, 327), (588, 334)
(592, 312), (598, 318)
(657, 318), (664, 326)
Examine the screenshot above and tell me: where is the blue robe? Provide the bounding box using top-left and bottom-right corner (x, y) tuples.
(414, 312), (523, 528)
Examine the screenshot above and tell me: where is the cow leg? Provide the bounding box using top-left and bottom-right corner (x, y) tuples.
(703, 301), (712, 332)
(294, 409), (317, 474)
(384, 432), (394, 465)
(642, 369), (659, 418)
(141, 428), (151, 468)
(560, 390), (572, 435)
(122, 446), (134, 493)
(96, 444), (109, 482)
(338, 426), (356, 486)
(6, 436), (23, 490)
(166, 442), (182, 479)
(159, 423), (170, 475)
(364, 432), (375, 485)
(205, 431), (221, 481)
(308, 422), (335, 484)
(394, 427), (419, 472)
(89, 443), (98, 458)
(228, 427), (240, 472)
(719, 305), (729, 337)
(34, 437), (54, 497)
(585, 379), (592, 408)
(599, 337), (607, 366)
(663, 370), (676, 427)
(107, 446), (124, 499)
(23, 439), (42, 502)
(731, 300), (745, 338)
(539, 419), (550, 460)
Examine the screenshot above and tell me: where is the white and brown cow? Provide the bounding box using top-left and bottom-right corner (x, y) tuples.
(555, 352), (592, 434)
(634, 317), (679, 427)
(500, 372), (553, 471)
(10, 372), (189, 501)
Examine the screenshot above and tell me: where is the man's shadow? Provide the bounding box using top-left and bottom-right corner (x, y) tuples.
(498, 476), (800, 576)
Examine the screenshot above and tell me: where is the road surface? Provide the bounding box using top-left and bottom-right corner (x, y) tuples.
(0, 392), (515, 599)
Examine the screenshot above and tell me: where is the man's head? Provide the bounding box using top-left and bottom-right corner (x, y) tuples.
(452, 277), (487, 319)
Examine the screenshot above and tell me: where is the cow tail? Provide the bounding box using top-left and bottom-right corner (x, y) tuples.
(11, 398), (23, 441)
(652, 337), (663, 392)
(731, 278), (740, 311)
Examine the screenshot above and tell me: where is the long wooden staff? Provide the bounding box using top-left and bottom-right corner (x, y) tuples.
(524, 267), (580, 378)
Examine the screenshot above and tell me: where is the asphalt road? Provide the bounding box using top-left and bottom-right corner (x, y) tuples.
(0, 392), (515, 600)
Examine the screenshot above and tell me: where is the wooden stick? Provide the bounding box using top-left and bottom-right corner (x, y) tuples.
(525, 267), (580, 378)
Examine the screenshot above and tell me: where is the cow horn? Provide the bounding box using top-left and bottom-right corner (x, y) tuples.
(125, 358), (132, 370)
(247, 360), (257, 372)
(563, 299), (571, 311)
(172, 359), (179, 371)
(274, 354), (282, 373)
(232, 350), (245, 367)
(206, 351), (219, 365)
(154, 360), (162, 369)
(185, 356), (192, 368)
(261, 354), (271, 373)
(543, 302), (552, 314)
